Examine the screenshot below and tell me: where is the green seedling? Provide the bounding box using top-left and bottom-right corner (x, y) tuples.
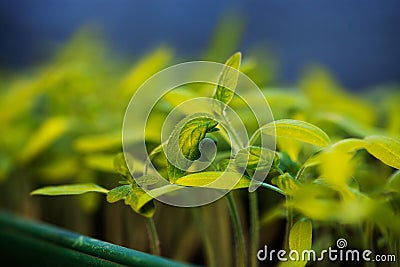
(29, 50), (400, 267)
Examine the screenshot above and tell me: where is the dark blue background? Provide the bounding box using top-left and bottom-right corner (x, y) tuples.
(1, 0), (400, 89)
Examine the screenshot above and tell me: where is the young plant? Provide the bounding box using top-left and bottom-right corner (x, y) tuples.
(31, 52), (400, 267)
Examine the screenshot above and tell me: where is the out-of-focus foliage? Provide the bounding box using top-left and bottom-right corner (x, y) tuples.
(2, 21), (400, 266)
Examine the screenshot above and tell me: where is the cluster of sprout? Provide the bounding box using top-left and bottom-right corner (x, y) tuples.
(1, 27), (399, 267)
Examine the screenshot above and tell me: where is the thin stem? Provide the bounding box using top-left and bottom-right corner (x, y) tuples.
(227, 192), (246, 267)
(283, 196), (294, 251)
(258, 181), (286, 196)
(146, 218), (160, 256)
(249, 191), (259, 267)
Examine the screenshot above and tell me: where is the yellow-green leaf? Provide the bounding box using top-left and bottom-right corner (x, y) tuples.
(364, 135), (400, 169)
(30, 183), (108, 196)
(137, 184), (183, 210)
(259, 119), (331, 147)
(174, 171), (249, 189)
(271, 173), (300, 195)
(289, 219), (313, 267)
(212, 52), (241, 112)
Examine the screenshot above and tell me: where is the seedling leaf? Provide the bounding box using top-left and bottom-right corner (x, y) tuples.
(364, 135), (400, 169)
(212, 52), (241, 113)
(289, 219), (313, 267)
(174, 171), (249, 189)
(167, 116), (218, 182)
(106, 185), (131, 203)
(259, 119), (331, 147)
(31, 183), (108, 196)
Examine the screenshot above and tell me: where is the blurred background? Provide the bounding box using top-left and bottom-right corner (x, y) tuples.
(1, 0), (400, 89)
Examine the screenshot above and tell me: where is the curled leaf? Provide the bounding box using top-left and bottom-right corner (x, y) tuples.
(166, 116), (218, 182)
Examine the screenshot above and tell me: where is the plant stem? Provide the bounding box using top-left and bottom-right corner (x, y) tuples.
(146, 218), (160, 256)
(227, 192), (246, 267)
(283, 196), (294, 251)
(258, 181), (285, 196)
(249, 191), (259, 267)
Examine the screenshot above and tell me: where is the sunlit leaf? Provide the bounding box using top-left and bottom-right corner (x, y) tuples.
(174, 171), (249, 189)
(259, 119), (331, 147)
(30, 183), (108, 196)
(212, 52), (241, 113)
(364, 135), (400, 169)
(289, 219), (312, 267)
(137, 184), (183, 209)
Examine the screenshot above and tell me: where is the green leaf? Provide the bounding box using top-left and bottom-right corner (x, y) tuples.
(364, 135), (400, 169)
(30, 183), (108, 196)
(289, 219), (313, 267)
(330, 138), (366, 153)
(258, 119), (331, 147)
(137, 184), (183, 210)
(106, 185), (131, 203)
(174, 171), (249, 189)
(212, 52), (241, 112)
(234, 146), (277, 171)
(166, 115), (218, 182)
(125, 189), (155, 218)
(271, 173), (299, 195)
